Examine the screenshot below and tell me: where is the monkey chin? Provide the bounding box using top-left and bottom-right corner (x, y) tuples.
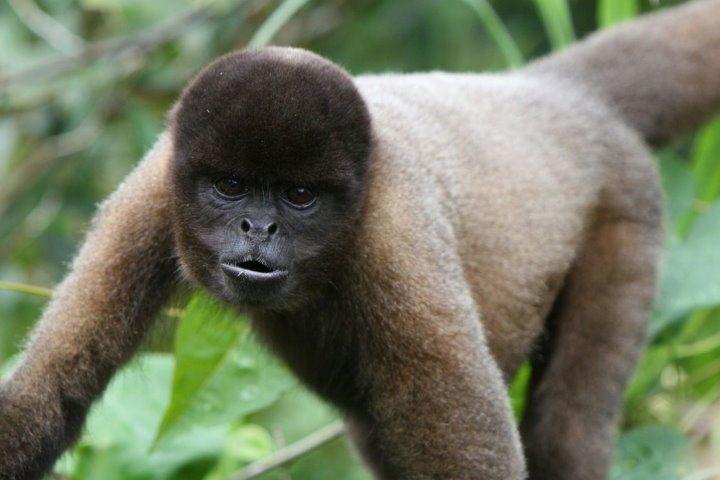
(216, 269), (301, 312)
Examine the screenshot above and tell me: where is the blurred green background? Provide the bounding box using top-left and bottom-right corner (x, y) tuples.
(2, 0), (720, 478)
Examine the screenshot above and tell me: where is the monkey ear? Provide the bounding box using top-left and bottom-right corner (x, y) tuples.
(0, 132), (181, 479)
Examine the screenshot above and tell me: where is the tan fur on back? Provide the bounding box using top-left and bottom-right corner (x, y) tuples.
(355, 72), (647, 374)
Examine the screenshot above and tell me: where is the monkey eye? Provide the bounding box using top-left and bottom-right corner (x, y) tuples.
(214, 178), (249, 199)
(284, 186), (316, 209)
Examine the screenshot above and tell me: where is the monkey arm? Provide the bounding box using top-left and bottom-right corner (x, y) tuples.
(0, 133), (179, 480)
(348, 299), (526, 480)
(328, 223), (527, 479)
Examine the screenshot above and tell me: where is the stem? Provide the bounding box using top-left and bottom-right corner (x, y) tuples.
(459, 0), (524, 68)
(248, 0), (313, 48)
(0, 281), (52, 298)
(229, 421), (346, 480)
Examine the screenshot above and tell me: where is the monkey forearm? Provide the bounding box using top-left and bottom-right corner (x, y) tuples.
(347, 328), (526, 479)
(0, 133), (178, 480)
(353, 368), (526, 479)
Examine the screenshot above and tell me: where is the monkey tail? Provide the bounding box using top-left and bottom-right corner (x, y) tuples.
(527, 0), (720, 146)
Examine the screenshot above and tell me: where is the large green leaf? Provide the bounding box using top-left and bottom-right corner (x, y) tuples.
(597, 0), (638, 28)
(653, 201), (720, 334)
(66, 354), (228, 480)
(531, 0), (575, 50)
(248, 387), (370, 480)
(624, 346), (669, 406)
(692, 116), (720, 204)
(154, 293), (296, 447)
(657, 151), (697, 237)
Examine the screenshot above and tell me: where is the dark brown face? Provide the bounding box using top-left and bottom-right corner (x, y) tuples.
(170, 47), (372, 311)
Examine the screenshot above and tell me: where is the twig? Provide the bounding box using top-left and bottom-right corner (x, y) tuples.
(0, 108), (102, 213)
(0, 3), (239, 89)
(0, 281), (52, 298)
(8, 0), (85, 54)
(0, 280), (185, 318)
(229, 421), (346, 480)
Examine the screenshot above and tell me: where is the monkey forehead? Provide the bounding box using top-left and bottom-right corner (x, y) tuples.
(171, 47), (372, 184)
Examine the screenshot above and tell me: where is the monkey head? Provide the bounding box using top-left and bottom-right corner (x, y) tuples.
(169, 47), (372, 311)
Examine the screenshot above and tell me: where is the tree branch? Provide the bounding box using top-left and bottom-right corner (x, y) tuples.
(229, 421), (346, 480)
(7, 0), (85, 55)
(0, 281), (52, 298)
(0, 3), (243, 89)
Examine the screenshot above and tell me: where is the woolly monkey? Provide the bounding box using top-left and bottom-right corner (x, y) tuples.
(2, 1), (720, 479)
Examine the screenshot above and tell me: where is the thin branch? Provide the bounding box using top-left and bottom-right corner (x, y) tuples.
(0, 280), (185, 318)
(8, 0), (85, 55)
(0, 108), (102, 213)
(0, 2), (243, 89)
(0, 281), (52, 298)
(229, 421), (346, 480)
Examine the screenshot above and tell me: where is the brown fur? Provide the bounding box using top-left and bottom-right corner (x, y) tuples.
(0, 134), (177, 479)
(1, 1), (718, 479)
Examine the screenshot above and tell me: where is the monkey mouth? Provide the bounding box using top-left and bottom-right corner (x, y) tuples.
(221, 258), (288, 283)
(239, 259), (272, 273)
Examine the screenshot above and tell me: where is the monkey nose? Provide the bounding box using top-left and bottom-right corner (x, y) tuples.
(240, 218), (278, 239)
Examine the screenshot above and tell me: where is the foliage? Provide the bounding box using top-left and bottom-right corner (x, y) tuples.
(2, 0), (720, 478)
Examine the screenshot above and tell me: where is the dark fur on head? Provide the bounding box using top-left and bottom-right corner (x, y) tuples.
(169, 47), (372, 311)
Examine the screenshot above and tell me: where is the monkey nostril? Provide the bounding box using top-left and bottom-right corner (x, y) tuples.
(240, 219), (251, 233)
(267, 223), (277, 235)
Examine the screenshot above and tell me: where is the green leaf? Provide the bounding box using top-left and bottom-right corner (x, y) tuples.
(509, 362), (530, 420)
(248, 0), (313, 48)
(459, 0), (524, 68)
(281, 437), (369, 480)
(248, 387), (370, 479)
(675, 117), (720, 235)
(155, 293), (246, 442)
(531, 0), (575, 50)
(597, 0), (638, 28)
(67, 353), (228, 480)
(249, 386), (341, 443)
(657, 151), (697, 237)
(692, 116), (720, 204)
(203, 424), (275, 480)
(653, 201), (720, 334)
(611, 425), (691, 480)
(624, 346), (669, 404)
(225, 424), (274, 463)
(154, 292), (296, 447)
